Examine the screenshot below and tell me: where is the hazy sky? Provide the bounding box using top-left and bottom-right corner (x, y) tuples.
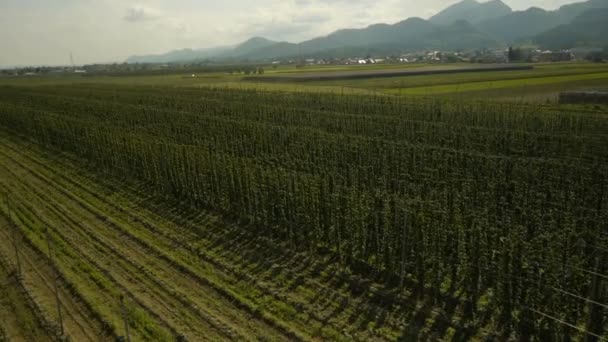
(0, 0), (583, 66)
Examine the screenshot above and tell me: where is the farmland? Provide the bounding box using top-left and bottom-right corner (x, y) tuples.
(3, 62), (607, 103)
(271, 62), (608, 101)
(0, 76), (607, 341)
(242, 64), (533, 82)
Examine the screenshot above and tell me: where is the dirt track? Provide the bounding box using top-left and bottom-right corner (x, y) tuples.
(0, 138), (292, 341)
(244, 64), (534, 82)
(0, 216), (110, 341)
(0, 129), (440, 341)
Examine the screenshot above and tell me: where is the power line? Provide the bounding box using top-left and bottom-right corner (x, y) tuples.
(568, 264), (608, 281)
(526, 307), (605, 340)
(551, 286), (608, 310)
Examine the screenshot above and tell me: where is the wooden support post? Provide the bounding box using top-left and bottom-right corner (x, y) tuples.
(120, 295), (131, 342)
(5, 193), (21, 278)
(46, 228), (64, 337)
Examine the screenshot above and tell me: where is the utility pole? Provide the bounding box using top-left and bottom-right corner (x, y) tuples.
(299, 43), (303, 65)
(70, 52), (75, 71)
(5, 192), (21, 278)
(120, 295), (131, 342)
(46, 227), (64, 337)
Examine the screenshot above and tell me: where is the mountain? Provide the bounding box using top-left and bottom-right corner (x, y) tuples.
(126, 46), (233, 64)
(534, 9), (608, 50)
(479, 0), (608, 42)
(556, 0), (608, 22)
(299, 18), (436, 55)
(228, 37), (279, 57)
(430, 0), (512, 25)
(244, 18), (500, 60)
(431, 20), (500, 49)
(127, 15), (502, 63)
(212, 18), (440, 60)
(240, 42), (299, 60)
(127, 37), (278, 63)
(125, 0), (607, 63)
(478, 7), (561, 42)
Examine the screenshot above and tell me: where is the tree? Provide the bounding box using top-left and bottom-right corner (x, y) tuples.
(508, 47), (524, 62)
(585, 52), (605, 63)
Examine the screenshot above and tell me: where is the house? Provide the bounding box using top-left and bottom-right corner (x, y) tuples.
(539, 51), (574, 62)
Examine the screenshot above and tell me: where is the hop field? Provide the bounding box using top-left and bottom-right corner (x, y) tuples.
(0, 83), (606, 341)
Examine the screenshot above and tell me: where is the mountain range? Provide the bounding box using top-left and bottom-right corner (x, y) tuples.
(127, 0), (608, 63)
(533, 8), (608, 50)
(429, 0), (512, 25)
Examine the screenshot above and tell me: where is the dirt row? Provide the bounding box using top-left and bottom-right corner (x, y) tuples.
(244, 65), (534, 82)
(3, 159), (254, 340)
(0, 214), (107, 341)
(0, 138), (397, 341)
(0, 239), (54, 342)
(0, 133), (459, 341)
(0, 142), (292, 340)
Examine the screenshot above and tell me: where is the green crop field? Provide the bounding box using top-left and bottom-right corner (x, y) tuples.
(2, 62), (607, 103)
(0, 63), (606, 341)
(296, 63), (608, 101)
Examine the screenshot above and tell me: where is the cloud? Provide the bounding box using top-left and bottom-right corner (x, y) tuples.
(293, 12), (332, 24)
(124, 6), (159, 23)
(0, 0), (589, 66)
(425, 8), (438, 17)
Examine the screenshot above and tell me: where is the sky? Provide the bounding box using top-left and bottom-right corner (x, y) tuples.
(0, 0), (583, 66)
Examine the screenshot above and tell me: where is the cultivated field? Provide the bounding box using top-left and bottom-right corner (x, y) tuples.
(243, 64), (533, 82)
(3, 62), (607, 103)
(276, 62), (608, 102)
(0, 80), (606, 341)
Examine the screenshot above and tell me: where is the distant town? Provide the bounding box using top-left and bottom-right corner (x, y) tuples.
(1, 46), (606, 77)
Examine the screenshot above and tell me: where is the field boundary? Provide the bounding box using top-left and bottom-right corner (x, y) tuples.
(244, 65), (534, 82)
(0, 232), (60, 341)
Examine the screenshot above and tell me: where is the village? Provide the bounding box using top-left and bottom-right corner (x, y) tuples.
(284, 46), (601, 66)
(1, 46), (605, 77)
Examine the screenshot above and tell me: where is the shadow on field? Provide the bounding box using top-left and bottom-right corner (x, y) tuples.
(85, 170), (480, 340)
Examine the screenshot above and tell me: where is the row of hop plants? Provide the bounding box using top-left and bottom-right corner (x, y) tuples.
(0, 84), (606, 340)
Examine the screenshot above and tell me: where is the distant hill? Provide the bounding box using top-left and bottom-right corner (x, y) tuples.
(242, 18), (500, 60)
(228, 37), (279, 57)
(126, 37), (278, 63)
(429, 0), (512, 25)
(126, 0), (607, 63)
(478, 7), (562, 42)
(557, 0), (608, 22)
(223, 18), (436, 60)
(240, 42), (299, 60)
(534, 9), (608, 50)
(126, 46), (234, 64)
(479, 0), (608, 42)
(297, 18), (437, 56)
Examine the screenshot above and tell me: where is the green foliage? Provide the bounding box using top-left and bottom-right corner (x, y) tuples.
(508, 47), (527, 62)
(0, 85), (606, 339)
(128, 306), (173, 341)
